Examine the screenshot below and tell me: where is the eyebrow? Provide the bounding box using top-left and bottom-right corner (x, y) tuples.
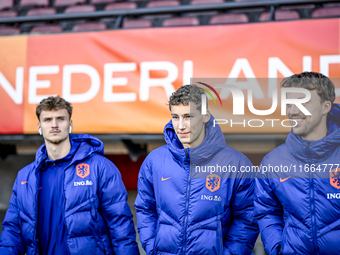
(171, 113), (194, 116)
(42, 115), (67, 120)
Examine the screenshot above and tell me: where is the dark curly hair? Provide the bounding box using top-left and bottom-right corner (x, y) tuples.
(36, 95), (72, 120)
(168, 85), (206, 111)
(281, 72), (335, 104)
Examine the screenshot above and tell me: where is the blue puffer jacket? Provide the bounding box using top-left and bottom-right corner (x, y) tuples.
(0, 134), (139, 255)
(254, 104), (340, 255)
(135, 116), (258, 255)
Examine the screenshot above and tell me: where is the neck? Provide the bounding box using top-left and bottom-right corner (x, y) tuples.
(45, 139), (71, 161)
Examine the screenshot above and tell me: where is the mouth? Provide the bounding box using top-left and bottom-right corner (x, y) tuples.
(289, 117), (305, 126)
(50, 130), (61, 134)
(179, 132), (190, 137)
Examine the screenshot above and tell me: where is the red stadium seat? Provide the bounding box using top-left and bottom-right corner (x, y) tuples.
(105, 2), (137, 11)
(190, 0), (224, 4)
(72, 21), (107, 31)
(54, 0), (86, 7)
(0, 10), (18, 17)
(31, 24), (63, 33)
(123, 19), (152, 28)
(187, 0), (223, 17)
(0, 0), (13, 10)
(259, 10), (300, 21)
(64, 5), (96, 14)
(20, 0), (49, 7)
(146, 0), (180, 8)
(311, 7), (340, 18)
(91, 0), (119, 4)
(210, 13), (249, 24)
(163, 17), (200, 27)
(0, 26), (20, 35)
(26, 8), (56, 16)
(281, 4), (315, 10)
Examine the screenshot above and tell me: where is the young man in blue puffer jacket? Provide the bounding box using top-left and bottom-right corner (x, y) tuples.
(135, 85), (259, 255)
(0, 96), (139, 255)
(254, 72), (340, 255)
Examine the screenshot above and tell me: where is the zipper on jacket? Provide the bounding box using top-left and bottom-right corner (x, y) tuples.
(182, 151), (190, 255)
(307, 141), (318, 253)
(34, 171), (40, 254)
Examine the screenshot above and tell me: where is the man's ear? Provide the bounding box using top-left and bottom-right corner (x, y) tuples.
(69, 120), (73, 133)
(323, 101), (332, 115)
(37, 123), (42, 135)
(203, 110), (211, 123)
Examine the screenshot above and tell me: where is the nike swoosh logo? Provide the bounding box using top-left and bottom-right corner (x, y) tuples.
(161, 177), (172, 181)
(21, 181), (28, 185)
(280, 176), (291, 183)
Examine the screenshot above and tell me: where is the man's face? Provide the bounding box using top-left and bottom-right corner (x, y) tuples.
(287, 89), (331, 141)
(171, 103), (210, 149)
(38, 109), (72, 145)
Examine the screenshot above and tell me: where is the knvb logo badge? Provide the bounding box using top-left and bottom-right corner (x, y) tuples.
(330, 168), (340, 189)
(76, 163), (90, 178)
(206, 174), (221, 192)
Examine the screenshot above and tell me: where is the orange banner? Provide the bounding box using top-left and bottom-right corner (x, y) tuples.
(0, 18), (339, 134)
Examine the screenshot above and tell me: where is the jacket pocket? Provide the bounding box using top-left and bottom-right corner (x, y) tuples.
(153, 220), (160, 254)
(217, 221), (223, 255)
(281, 217), (289, 254)
(89, 197), (108, 254)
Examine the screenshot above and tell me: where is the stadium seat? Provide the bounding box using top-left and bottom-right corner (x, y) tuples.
(146, 0), (180, 8)
(311, 7), (340, 18)
(144, 0), (180, 21)
(0, 10), (18, 17)
(91, 0), (119, 4)
(190, 0), (224, 5)
(0, 26), (20, 35)
(72, 21), (107, 31)
(123, 19), (152, 28)
(64, 5), (96, 14)
(187, 0), (223, 18)
(19, 0), (49, 7)
(259, 10), (300, 21)
(104, 2), (137, 11)
(31, 24), (63, 33)
(209, 13), (249, 24)
(163, 17), (200, 27)
(54, 0), (86, 7)
(0, 0), (13, 11)
(281, 4), (315, 10)
(26, 8), (56, 16)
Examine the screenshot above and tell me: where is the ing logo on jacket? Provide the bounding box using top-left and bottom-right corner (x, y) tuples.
(76, 163), (90, 178)
(330, 168), (340, 189)
(206, 174), (221, 192)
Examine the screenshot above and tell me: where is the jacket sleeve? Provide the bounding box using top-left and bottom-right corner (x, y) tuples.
(254, 157), (283, 255)
(98, 158), (139, 255)
(223, 158), (259, 255)
(134, 157), (157, 255)
(0, 177), (25, 255)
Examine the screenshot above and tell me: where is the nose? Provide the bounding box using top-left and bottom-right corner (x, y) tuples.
(178, 118), (186, 130)
(288, 103), (302, 116)
(51, 118), (58, 128)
